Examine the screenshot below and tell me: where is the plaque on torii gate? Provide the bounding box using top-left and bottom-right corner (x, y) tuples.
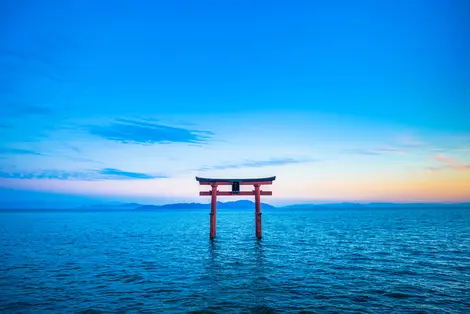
(196, 176), (276, 239)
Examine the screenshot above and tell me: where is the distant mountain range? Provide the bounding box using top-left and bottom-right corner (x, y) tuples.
(74, 200), (470, 211)
(1, 200), (469, 211)
(78, 200), (276, 211)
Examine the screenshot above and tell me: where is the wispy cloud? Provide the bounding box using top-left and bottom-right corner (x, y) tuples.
(343, 134), (432, 157)
(0, 103), (52, 118)
(393, 133), (470, 154)
(0, 168), (167, 181)
(0, 147), (104, 164)
(343, 149), (381, 156)
(0, 32), (73, 84)
(431, 154), (470, 172)
(87, 118), (214, 145)
(395, 134), (426, 148)
(0, 148), (43, 156)
(1, 47), (57, 71)
(65, 156), (103, 164)
(99, 168), (161, 179)
(197, 157), (316, 171)
(59, 143), (81, 154)
(375, 147), (405, 153)
(342, 133), (469, 157)
(343, 147), (404, 156)
(426, 166), (442, 172)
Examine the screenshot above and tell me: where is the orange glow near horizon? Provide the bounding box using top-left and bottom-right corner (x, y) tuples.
(1, 166), (469, 204)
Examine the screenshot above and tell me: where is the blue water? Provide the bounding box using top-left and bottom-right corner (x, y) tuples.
(1, 208), (470, 313)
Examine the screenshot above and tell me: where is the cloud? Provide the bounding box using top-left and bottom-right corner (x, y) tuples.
(0, 103), (53, 120)
(426, 166), (442, 172)
(197, 157), (316, 171)
(0, 147), (43, 156)
(343, 147), (404, 156)
(434, 154), (452, 163)
(0, 32), (73, 84)
(0, 168), (167, 181)
(98, 168), (161, 179)
(395, 134), (426, 148)
(343, 134), (434, 157)
(65, 156), (103, 164)
(432, 154), (470, 171)
(61, 144), (81, 154)
(392, 133), (470, 154)
(87, 119), (214, 145)
(343, 149), (381, 156)
(0, 147), (105, 164)
(375, 147), (404, 153)
(1, 47), (54, 70)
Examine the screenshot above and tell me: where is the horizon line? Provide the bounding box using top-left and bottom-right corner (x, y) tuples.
(1, 200), (470, 211)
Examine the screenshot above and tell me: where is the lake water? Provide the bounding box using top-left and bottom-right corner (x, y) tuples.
(1, 208), (470, 313)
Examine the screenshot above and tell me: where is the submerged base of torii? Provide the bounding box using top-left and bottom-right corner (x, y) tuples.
(196, 176), (276, 239)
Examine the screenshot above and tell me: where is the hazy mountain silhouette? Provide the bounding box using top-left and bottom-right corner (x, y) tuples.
(74, 201), (470, 211)
(1, 197), (469, 210)
(137, 200), (275, 210)
(78, 202), (143, 210)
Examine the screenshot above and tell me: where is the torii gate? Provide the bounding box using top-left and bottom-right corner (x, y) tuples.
(196, 176), (276, 239)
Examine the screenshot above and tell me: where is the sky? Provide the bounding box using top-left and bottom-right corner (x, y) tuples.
(1, 0), (469, 207)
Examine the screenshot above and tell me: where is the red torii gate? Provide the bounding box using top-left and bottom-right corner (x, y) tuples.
(196, 176), (276, 239)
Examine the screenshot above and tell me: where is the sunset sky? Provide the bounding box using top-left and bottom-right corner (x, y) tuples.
(1, 0), (469, 207)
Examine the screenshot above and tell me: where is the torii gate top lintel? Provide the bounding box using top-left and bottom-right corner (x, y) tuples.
(195, 176), (276, 185)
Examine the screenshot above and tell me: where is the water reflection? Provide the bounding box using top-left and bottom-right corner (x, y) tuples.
(208, 239), (218, 261)
(252, 239), (269, 308)
(202, 239), (222, 310)
(206, 238), (221, 281)
(254, 239), (266, 269)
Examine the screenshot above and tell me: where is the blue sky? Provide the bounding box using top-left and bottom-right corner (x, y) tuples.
(1, 0), (469, 207)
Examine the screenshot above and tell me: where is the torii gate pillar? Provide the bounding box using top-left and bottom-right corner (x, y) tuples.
(210, 184), (217, 238)
(196, 176), (276, 239)
(254, 184), (262, 238)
